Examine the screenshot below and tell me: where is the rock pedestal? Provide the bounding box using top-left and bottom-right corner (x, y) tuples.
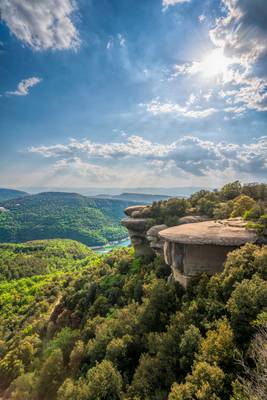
(159, 218), (258, 288)
(121, 206), (154, 258)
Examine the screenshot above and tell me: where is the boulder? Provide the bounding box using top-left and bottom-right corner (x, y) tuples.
(124, 205), (147, 217)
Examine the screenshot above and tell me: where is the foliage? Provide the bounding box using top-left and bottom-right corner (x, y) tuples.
(0, 183), (266, 400)
(0, 192), (134, 246)
(0, 242), (266, 399)
(139, 181), (267, 226)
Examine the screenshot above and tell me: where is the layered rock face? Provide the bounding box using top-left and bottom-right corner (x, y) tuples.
(159, 218), (258, 288)
(121, 206), (154, 258)
(146, 224), (167, 254)
(122, 207), (260, 289)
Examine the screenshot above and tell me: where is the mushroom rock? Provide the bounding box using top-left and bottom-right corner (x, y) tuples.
(121, 217), (154, 258)
(146, 224), (167, 254)
(159, 218), (259, 288)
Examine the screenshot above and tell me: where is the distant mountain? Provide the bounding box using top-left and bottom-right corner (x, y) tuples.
(95, 192), (173, 203)
(0, 191), (135, 246)
(21, 186), (212, 197)
(0, 188), (28, 202)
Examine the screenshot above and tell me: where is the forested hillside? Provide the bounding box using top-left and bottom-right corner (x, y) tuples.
(0, 188), (28, 202)
(0, 192), (134, 246)
(0, 239), (266, 400)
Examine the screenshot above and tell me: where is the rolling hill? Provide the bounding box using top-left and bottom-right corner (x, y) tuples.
(95, 192), (172, 203)
(0, 188), (28, 202)
(0, 191), (135, 246)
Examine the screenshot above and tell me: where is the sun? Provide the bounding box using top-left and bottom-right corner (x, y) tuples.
(200, 48), (232, 78)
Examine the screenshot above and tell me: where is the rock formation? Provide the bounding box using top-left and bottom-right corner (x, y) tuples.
(159, 218), (258, 288)
(122, 205), (261, 289)
(121, 205), (154, 258)
(146, 224), (167, 254)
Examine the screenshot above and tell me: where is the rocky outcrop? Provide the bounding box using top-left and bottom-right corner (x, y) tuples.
(124, 205), (147, 217)
(146, 224), (167, 254)
(177, 215), (209, 225)
(121, 207), (154, 257)
(159, 218), (259, 288)
(123, 205), (263, 288)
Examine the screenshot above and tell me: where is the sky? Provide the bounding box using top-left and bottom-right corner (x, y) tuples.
(0, 0), (267, 190)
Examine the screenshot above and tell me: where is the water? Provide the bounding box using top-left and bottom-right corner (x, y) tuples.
(92, 237), (131, 254)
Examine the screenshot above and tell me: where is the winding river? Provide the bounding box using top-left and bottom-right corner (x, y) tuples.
(91, 237), (131, 254)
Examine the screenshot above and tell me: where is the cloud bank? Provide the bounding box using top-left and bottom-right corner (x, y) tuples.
(28, 135), (267, 179)
(0, 0), (80, 50)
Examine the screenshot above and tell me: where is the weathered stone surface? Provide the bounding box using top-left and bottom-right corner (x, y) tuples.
(124, 205), (147, 217)
(146, 224), (167, 255)
(121, 218), (150, 232)
(159, 218), (257, 246)
(178, 215), (209, 225)
(146, 224), (168, 237)
(159, 218), (259, 288)
(121, 217), (154, 258)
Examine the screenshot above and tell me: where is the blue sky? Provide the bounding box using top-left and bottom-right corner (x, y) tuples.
(0, 0), (266, 190)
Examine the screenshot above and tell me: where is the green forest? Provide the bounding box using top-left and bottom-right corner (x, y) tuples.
(0, 192), (133, 246)
(138, 181), (267, 233)
(0, 182), (266, 400)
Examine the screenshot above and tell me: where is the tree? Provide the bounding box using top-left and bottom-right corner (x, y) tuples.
(227, 275), (267, 342)
(220, 181), (242, 201)
(233, 328), (267, 400)
(10, 373), (36, 400)
(36, 349), (64, 400)
(57, 378), (77, 400)
(179, 325), (201, 372)
(168, 361), (225, 400)
(231, 195), (256, 218)
(78, 360), (122, 400)
(69, 340), (85, 376)
(197, 319), (235, 367)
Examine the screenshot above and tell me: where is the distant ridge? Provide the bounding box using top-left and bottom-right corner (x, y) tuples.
(95, 192), (173, 203)
(0, 188), (28, 202)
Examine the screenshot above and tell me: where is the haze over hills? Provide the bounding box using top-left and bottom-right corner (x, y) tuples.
(0, 191), (135, 246)
(17, 187), (210, 197)
(0, 188), (29, 202)
(95, 192), (173, 203)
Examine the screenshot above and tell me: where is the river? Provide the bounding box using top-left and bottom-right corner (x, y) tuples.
(91, 237), (131, 254)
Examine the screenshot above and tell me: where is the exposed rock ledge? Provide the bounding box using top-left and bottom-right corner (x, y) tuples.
(159, 218), (257, 246)
(159, 218), (259, 288)
(122, 206), (263, 288)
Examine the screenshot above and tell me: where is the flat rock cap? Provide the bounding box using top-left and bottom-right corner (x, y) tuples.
(159, 218), (258, 246)
(124, 205), (147, 217)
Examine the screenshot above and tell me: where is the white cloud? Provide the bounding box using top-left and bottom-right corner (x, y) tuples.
(169, 1), (267, 113)
(0, 0), (80, 51)
(162, 0), (191, 10)
(27, 135), (267, 179)
(198, 14), (206, 23)
(52, 157), (116, 182)
(141, 99), (217, 118)
(118, 33), (126, 47)
(6, 77), (42, 96)
(106, 38), (114, 50)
